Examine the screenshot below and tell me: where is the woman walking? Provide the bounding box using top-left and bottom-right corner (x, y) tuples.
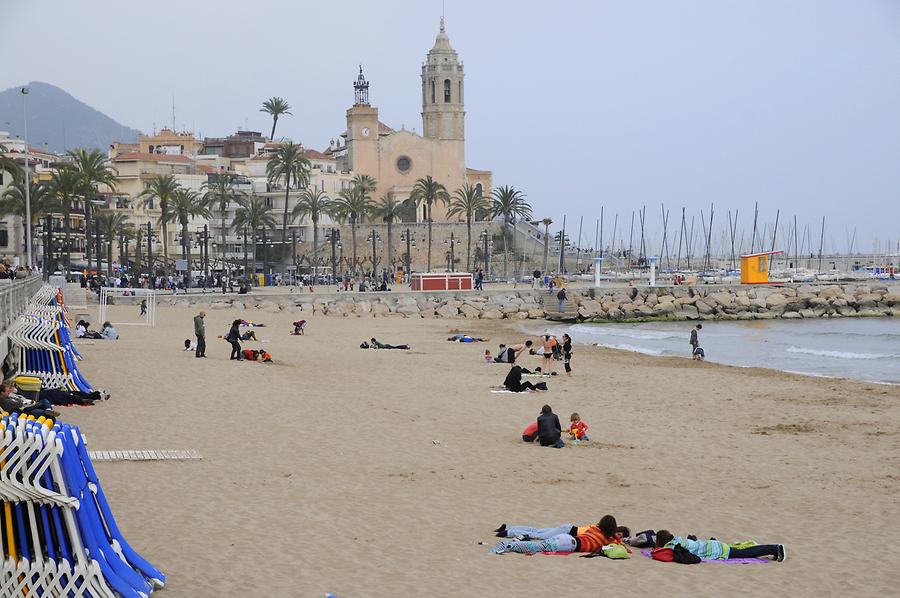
(226, 319), (243, 360)
(562, 333), (573, 377)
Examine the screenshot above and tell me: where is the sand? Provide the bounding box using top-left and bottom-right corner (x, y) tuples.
(62, 302), (900, 596)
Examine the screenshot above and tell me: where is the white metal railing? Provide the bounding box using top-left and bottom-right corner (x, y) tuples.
(0, 275), (43, 338)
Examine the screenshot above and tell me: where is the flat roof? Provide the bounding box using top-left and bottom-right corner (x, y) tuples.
(740, 250), (784, 258)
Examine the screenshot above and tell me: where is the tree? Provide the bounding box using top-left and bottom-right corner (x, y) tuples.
(260, 97), (292, 140)
(118, 223), (137, 271)
(163, 188), (210, 290)
(409, 176), (450, 271)
(292, 188), (330, 275)
(330, 185), (373, 277)
(202, 174), (246, 272)
(0, 143), (22, 182)
(68, 148), (118, 274)
(351, 174), (377, 195)
(447, 183), (489, 272)
(94, 211), (129, 278)
(0, 178), (58, 265)
(491, 185), (531, 278)
(138, 174), (180, 272)
(233, 195), (277, 284)
(48, 166), (82, 274)
(266, 142), (310, 279)
(133, 224), (145, 273)
(540, 217), (553, 273)
(372, 195), (406, 275)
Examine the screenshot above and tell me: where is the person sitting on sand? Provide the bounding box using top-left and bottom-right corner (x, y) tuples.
(369, 337), (410, 350)
(242, 349), (274, 362)
(692, 346), (705, 361)
(291, 320), (307, 335)
(74, 320), (88, 338)
(484, 350), (493, 363)
(491, 515), (629, 555)
(566, 412), (590, 441)
(100, 321), (119, 340)
(183, 339), (196, 351)
(536, 404), (563, 447)
(0, 379), (59, 418)
(241, 330), (258, 341)
(447, 333), (486, 343)
(654, 530), (785, 562)
(81, 322), (103, 340)
(503, 365), (547, 393)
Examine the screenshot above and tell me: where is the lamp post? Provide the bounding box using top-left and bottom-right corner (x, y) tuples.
(291, 228), (297, 285)
(21, 86), (32, 270)
(146, 221), (153, 278)
(242, 226), (248, 279)
(329, 228), (339, 283)
(203, 224), (209, 287)
(443, 231), (459, 272)
(405, 227), (412, 276)
(367, 230), (381, 281)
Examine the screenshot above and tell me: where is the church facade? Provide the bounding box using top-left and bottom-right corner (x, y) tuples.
(335, 19), (492, 222)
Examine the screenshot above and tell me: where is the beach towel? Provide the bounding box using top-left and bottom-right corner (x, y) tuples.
(640, 549), (768, 564)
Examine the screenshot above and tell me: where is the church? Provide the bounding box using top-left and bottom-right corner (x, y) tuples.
(331, 18), (492, 222)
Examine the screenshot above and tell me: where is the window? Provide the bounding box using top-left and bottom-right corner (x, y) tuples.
(458, 81), (462, 103)
(758, 255), (768, 273)
(423, 205), (427, 221)
(444, 79), (451, 103)
(0, 229), (7, 248)
(149, 145), (154, 153)
(396, 156), (411, 173)
(431, 80), (435, 103)
(474, 183), (483, 197)
(0, 173), (3, 185)
(265, 197), (273, 208)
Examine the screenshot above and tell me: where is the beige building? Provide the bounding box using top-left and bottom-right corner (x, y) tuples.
(340, 18), (492, 221)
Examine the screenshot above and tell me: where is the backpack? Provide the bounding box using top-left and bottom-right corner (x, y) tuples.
(557, 289), (566, 300)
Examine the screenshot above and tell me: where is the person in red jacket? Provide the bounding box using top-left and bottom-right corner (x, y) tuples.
(491, 515), (631, 555)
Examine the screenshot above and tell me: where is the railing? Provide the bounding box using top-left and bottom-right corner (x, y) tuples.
(0, 275), (43, 338)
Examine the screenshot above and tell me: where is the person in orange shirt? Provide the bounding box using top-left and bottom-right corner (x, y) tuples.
(491, 515), (630, 555)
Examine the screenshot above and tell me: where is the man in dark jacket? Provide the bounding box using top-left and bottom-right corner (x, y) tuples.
(194, 311), (206, 358)
(537, 404), (564, 448)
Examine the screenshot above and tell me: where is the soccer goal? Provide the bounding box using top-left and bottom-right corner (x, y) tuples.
(98, 287), (157, 327)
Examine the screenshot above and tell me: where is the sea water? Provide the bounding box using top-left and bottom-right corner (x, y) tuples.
(527, 318), (900, 385)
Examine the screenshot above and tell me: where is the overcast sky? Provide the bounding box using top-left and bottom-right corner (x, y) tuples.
(3, 0), (899, 253)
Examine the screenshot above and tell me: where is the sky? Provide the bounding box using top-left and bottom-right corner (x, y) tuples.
(2, 0), (899, 254)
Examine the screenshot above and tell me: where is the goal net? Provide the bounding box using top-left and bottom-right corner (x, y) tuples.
(98, 287), (157, 327)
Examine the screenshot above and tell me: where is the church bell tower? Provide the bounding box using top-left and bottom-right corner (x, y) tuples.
(421, 17), (465, 141)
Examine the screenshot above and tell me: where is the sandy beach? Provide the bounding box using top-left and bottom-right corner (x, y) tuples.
(62, 302), (900, 597)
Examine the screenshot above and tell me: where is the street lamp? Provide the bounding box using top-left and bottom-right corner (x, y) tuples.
(21, 86), (32, 270)
(443, 231), (460, 272)
(367, 230), (382, 281)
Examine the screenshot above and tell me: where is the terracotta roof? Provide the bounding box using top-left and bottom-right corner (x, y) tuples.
(378, 122), (394, 134)
(466, 168), (492, 175)
(196, 164), (216, 174)
(304, 149), (335, 161)
(112, 152), (193, 164)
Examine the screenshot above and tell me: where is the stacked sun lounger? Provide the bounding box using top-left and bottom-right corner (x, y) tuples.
(0, 413), (165, 597)
(7, 286), (93, 392)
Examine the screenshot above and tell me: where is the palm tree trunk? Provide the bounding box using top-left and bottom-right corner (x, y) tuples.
(312, 217), (319, 276)
(162, 221), (169, 272)
(182, 221), (191, 290)
(251, 228), (258, 282)
(351, 219), (358, 277)
(543, 224), (550, 273)
(84, 202), (92, 275)
(466, 215), (472, 272)
(270, 117), (277, 141)
(106, 240), (112, 278)
(386, 220), (393, 275)
(65, 213), (72, 274)
(427, 203), (433, 272)
(282, 185), (291, 279)
(221, 208), (227, 274)
(502, 216), (510, 278)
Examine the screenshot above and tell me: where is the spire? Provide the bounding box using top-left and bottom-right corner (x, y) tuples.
(353, 65), (369, 106)
(440, 15), (445, 33)
(432, 16), (453, 52)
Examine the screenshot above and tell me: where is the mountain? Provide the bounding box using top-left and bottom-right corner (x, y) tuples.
(0, 81), (142, 154)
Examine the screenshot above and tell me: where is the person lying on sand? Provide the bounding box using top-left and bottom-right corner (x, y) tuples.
(503, 365), (547, 393)
(654, 530), (785, 562)
(183, 339), (196, 351)
(0, 379), (59, 418)
(241, 330), (258, 341)
(365, 337), (410, 350)
(447, 334), (487, 342)
(491, 515), (629, 555)
(241, 349), (273, 362)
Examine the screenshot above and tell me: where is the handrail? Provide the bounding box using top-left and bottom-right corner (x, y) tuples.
(0, 275), (44, 338)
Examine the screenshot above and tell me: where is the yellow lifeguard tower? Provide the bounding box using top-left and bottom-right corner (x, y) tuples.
(740, 250), (783, 284)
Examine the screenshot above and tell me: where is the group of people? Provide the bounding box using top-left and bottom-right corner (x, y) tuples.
(189, 311), (273, 362)
(0, 378), (107, 419)
(490, 514), (785, 562)
(521, 405), (589, 448)
(75, 320), (118, 340)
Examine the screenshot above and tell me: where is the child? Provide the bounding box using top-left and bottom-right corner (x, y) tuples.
(140, 299), (147, 317)
(484, 350), (493, 363)
(292, 320), (307, 335)
(183, 339), (196, 351)
(655, 530), (785, 562)
(692, 346), (705, 361)
(567, 413), (590, 441)
(241, 330), (258, 341)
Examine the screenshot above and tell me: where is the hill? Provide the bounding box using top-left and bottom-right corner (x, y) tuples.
(0, 81), (142, 153)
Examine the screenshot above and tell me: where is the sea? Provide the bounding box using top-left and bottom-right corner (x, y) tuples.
(526, 318), (900, 385)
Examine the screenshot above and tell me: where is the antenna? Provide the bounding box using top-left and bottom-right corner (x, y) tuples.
(172, 93), (176, 131)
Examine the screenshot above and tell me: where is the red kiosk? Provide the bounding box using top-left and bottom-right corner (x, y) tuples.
(410, 272), (473, 291)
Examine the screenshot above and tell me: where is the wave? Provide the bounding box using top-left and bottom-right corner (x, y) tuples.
(571, 325), (682, 341)
(595, 343), (670, 357)
(786, 346), (899, 360)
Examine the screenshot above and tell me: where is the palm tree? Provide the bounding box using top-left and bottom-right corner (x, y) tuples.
(163, 188), (210, 290)
(266, 142), (310, 278)
(233, 194), (277, 283)
(118, 223), (138, 271)
(540, 217), (553, 273)
(134, 225), (145, 273)
(0, 179), (58, 265)
(409, 176), (450, 271)
(491, 185), (532, 278)
(351, 174), (377, 196)
(292, 188), (330, 274)
(330, 185), (373, 277)
(93, 211), (129, 278)
(372, 195), (406, 275)
(0, 143), (22, 182)
(48, 166), (82, 274)
(68, 148), (118, 274)
(138, 174), (180, 272)
(260, 97), (292, 140)
(202, 174), (246, 272)
(447, 183), (490, 272)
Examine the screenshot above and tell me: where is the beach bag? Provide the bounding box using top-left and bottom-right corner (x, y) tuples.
(360, 341), (370, 349)
(601, 544), (630, 559)
(535, 382), (548, 391)
(628, 530), (656, 548)
(651, 547), (675, 562)
(673, 544), (701, 564)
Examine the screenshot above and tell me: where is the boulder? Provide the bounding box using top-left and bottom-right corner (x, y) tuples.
(781, 311), (802, 319)
(765, 294), (788, 308)
(578, 300), (603, 317)
(436, 304), (458, 318)
(652, 301), (677, 315)
(480, 309), (503, 320)
(695, 300), (716, 315)
(396, 304), (421, 317)
(674, 296), (696, 306)
(755, 311), (776, 319)
(508, 311), (529, 320)
(372, 303), (390, 317)
(883, 293), (900, 306)
(857, 308), (882, 317)
(658, 294), (675, 304)
(209, 302), (230, 310)
(799, 309), (816, 319)
(644, 294), (659, 308)
(736, 311), (755, 320)
(501, 304), (520, 314)
(606, 308), (625, 320)
(636, 305), (655, 317)
(459, 304), (481, 318)
(356, 300), (372, 314)
(527, 308), (546, 319)
(837, 306), (858, 317)
(264, 305), (282, 314)
(709, 292), (734, 307)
